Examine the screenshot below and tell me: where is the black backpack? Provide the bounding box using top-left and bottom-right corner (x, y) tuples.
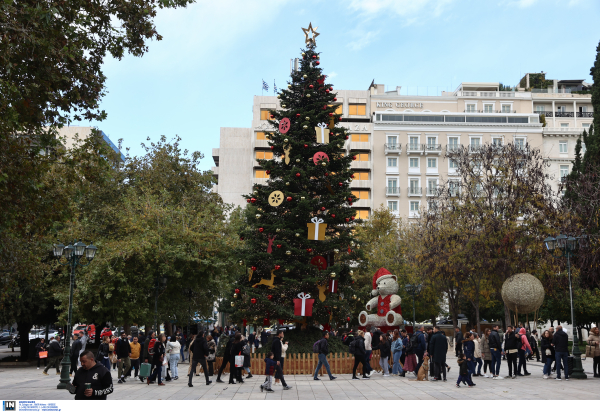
(515, 333), (522, 350)
(349, 339), (358, 355)
(410, 333), (420, 350)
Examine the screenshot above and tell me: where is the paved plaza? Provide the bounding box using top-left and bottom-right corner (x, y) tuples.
(1, 354), (599, 400)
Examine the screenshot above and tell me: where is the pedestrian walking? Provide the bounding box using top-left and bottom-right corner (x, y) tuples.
(541, 330), (555, 379)
(552, 325), (569, 380)
(147, 333), (166, 386)
(489, 325), (503, 379)
(35, 338), (48, 369)
(260, 352), (277, 393)
(71, 351), (113, 400)
(216, 335), (233, 383)
(503, 326), (519, 379)
(70, 333), (82, 375)
(351, 330), (369, 380)
(414, 326), (427, 377)
(455, 327), (463, 357)
(177, 334), (185, 363)
(242, 338), (253, 378)
(271, 330), (285, 383)
(116, 332), (132, 384)
(517, 328), (532, 376)
(462, 332), (475, 376)
(391, 330), (404, 376)
(129, 336), (141, 379)
(313, 331), (337, 381)
(363, 328), (373, 377)
(480, 329), (492, 378)
(207, 334), (216, 376)
(43, 336), (63, 375)
(248, 331), (256, 351)
(187, 331), (211, 387)
(425, 327), (435, 378)
(260, 328), (268, 348)
(229, 332), (245, 384)
(587, 326), (600, 377)
(97, 336), (111, 372)
(473, 333), (483, 376)
(373, 333), (391, 377)
(167, 335), (181, 380)
(428, 326), (447, 382)
(456, 353), (475, 388)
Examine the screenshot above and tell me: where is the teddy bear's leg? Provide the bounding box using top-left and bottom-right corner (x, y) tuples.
(385, 311), (404, 327)
(358, 311), (368, 326)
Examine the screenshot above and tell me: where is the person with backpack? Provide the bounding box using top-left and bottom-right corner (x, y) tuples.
(373, 333), (391, 377)
(350, 330), (369, 380)
(502, 326), (519, 379)
(413, 326), (427, 378)
(312, 331), (337, 381)
(517, 328), (532, 376)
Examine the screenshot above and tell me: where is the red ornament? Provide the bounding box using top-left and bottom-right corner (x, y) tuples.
(325, 172), (329, 176)
(296, 172), (301, 177)
(351, 216), (355, 221)
(267, 295), (273, 301)
(348, 248), (352, 254)
(266, 170), (271, 175)
(286, 196), (292, 202)
(250, 198), (256, 203)
(352, 155), (357, 160)
(318, 76), (326, 85)
(240, 236), (244, 240)
(235, 288), (240, 294)
(329, 87), (333, 91)
(274, 265), (281, 270)
(315, 61), (320, 65)
(350, 202), (353, 206)
(323, 105), (327, 110)
(246, 199), (250, 203)
(270, 145), (274, 150)
(347, 197), (352, 202)
(329, 113), (334, 117)
(309, 84), (314, 89)
(251, 298), (257, 304)
(344, 135), (349, 140)
(325, 89), (330, 93)
(339, 117), (342, 120)
(307, 248), (313, 253)
(251, 266), (257, 271)
(338, 182), (343, 186)
(276, 244), (282, 248)
(347, 317), (351, 322)
(310, 255), (327, 271)
(333, 97), (337, 101)
(312, 55), (317, 59)
(320, 207), (326, 211)
(304, 144), (308, 148)
(258, 228), (264, 233)
(351, 174), (355, 178)
(345, 218), (349, 222)
(331, 214), (336, 218)
(296, 113), (301, 117)
(270, 114), (275, 119)
(279, 118), (291, 134)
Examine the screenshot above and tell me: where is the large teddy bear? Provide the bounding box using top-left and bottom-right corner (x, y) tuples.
(358, 268), (403, 327)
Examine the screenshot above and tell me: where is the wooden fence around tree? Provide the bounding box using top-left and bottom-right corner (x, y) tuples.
(211, 350), (393, 376)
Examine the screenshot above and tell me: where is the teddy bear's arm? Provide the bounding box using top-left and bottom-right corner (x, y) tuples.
(365, 297), (378, 311)
(389, 295), (402, 309)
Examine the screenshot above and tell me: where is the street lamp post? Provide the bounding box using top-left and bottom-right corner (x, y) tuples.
(544, 234), (587, 380)
(52, 240), (97, 390)
(404, 284), (423, 329)
(154, 276), (167, 334)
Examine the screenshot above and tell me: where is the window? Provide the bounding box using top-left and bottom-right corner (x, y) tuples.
(559, 141), (568, 154)
(352, 190), (370, 199)
(355, 209), (370, 219)
(351, 134), (369, 142)
(409, 201), (420, 216)
(484, 104), (493, 113)
(256, 132), (267, 140)
(557, 106), (566, 112)
(449, 159), (458, 169)
(354, 172), (370, 180)
(470, 137), (480, 146)
(580, 106), (588, 113)
(515, 138), (525, 149)
(427, 179), (437, 195)
(387, 136), (398, 145)
(387, 158), (397, 167)
(254, 170), (268, 178)
(260, 109), (272, 120)
(355, 153), (369, 161)
(583, 123), (590, 128)
(448, 136), (459, 151)
(387, 179), (397, 188)
(427, 136), (436, 145)
(255, 151), (273, 160)
(387, 179), (398, 195)
(388, 201), (398, 212)
(535, 105), (545, 112)
(409, 179), (420, 195)
(560, 123), (569, 128)
(449, 181), (460, 196)
(501, 104), (511, 113)
(492, 137), (503, 146)
(349, 103), (366, 116)
(409, 158), (419, 172)
(560, 165), (569, 179)
(427, 158), (437, 168)
(409, 136), (419, 150)
(328, 104), (343, 115)
(466, 104), (476, 113)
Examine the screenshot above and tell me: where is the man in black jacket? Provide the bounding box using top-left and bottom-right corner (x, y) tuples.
(489, 325), (502, 379)
(351, 331), (369, 380)
(553, 325), (569, 380)
(454, 327), (463, 357)
(116, 332), (132, 384)
(43, 336), (63, 375)
(188, 331), (211, 387)
(70, 334), (83, 375)
(270, 330), (292, 389)
(72, 351), (113, 400)
(312, 331), (337, 381)
(503, 326), (519, 379)
(429, 327), (448, 381)
(216, 336), (233, 383)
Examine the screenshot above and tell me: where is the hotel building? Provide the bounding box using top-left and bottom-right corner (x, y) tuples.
(212, 74), (593, 220)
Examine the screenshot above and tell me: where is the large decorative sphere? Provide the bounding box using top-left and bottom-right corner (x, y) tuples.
(501, 273), (545, 313)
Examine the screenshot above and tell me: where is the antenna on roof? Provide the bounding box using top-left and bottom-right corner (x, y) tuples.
(368, 79), (375, 91)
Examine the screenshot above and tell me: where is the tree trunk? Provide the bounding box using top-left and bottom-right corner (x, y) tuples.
(504, 303), (511, 327)
(17, 322), (32, 361)
(166, 322), (173, 337)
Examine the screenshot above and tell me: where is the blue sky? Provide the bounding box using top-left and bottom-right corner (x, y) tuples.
(89, 0), (600, 170)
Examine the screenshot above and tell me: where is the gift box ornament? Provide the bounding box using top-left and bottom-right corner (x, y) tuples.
(315, 122), (330, 144)
(294, 292), (314, 316)
(307, 217), (327, 240)
(328, 278), (338, 293)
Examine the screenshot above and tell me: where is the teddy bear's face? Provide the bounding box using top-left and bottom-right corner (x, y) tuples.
(376, 276), (398, 296)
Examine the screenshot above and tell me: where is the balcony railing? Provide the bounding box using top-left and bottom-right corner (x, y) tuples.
(384, 143), (402, 154)
(577, 112), (593, 118)
(426, 187), (438, 196)
(458, 91), (516, 98)
(468, 144), (482, 153)
(555, 111), (574, 118)
(408, 187), (422, 196)
(424, 144), (442, 152)
(464, 109), (517, 113)
(543, 127), (587, 134)
(386, 187), (400, 196)
(534, 111), (554, 118)
(446, 144), (462, 153)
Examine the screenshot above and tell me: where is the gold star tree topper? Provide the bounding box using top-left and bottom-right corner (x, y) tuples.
(302, 23), (319, 46)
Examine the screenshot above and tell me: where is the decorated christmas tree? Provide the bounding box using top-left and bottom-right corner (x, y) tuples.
(231, 24), (363, 330)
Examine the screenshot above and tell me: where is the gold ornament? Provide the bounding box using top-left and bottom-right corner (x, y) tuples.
(231, 302), (235, 307)
(302, 22), (320, 46)
(285, 269), (290, 273)
(295, 233), (300, 237)
(301, 53), (306, 56)
(284, 138), (289, 143)
(256, 214), (261, 218)
(233, 293), (238, 298)
(306, 93), (311, 97)
(303, 74), (308, 79)
(254, 316), (258, 321)
(303, 125), (308, 129)
(333, 306), (337, 309)
(288, 85), (291, 89)
(334, 249), (339, 254)
(330, 272), (336, 277)
(296, 159), (300, 163)
(322, 162), (327, 166)
(285, 182), (290, 186)
(282, 104), (286, 108)
(283, 144), (291, 165)
(305, 117), (310, 120)
(268, 190), (285, 207)
(352, 295), (357, 300)
(277, 94), (281, 98)
(349, 270), (354, 275)
(350, 241), (355, 247)
(239, 260), (243, 265)
(276, 228), (281, 232)
(286, 250), (291, 255)
(301, 197), (305, 200)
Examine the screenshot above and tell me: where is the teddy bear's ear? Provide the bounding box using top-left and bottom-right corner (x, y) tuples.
(391, 275), (397, 282)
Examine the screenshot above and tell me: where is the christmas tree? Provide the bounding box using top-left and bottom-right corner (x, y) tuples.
(232, 24), (362, 329)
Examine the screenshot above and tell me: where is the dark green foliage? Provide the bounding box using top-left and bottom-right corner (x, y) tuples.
(233, 41), (362, 326)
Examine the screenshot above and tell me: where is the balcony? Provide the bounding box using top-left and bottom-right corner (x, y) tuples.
(252, 177), (269, 186)
(211, 166), (219, 178)
(406, 143), (423, 155)
(353, 198), (370, 208)
(457, 91), (516, 98)
(464, 109), (517, 114)
(350, 180), (371, 189)
(468, 144), (482, 153)
(555, 111), (574, 118)
(351, 160), (372, 169)
(426, 187), (438, 196)
(408, 187), (422, 196)
(577, 112), (593, 118)
(386, 187), (400, 197)
(424, 144), (442, 154)
(534, 111), (554, 118)
(446, 144), (462, 154)
(543, 127), (587, 135)
(384, 143), (402, 155)
(254, 140), (272, 149)
(349, 141), (371, 150)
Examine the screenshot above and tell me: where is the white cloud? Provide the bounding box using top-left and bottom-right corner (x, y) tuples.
(346, 30), (380, 51)
(503, 0), (538, 7)
(348, 0), (454, 20)
(327, 71), (338, 79)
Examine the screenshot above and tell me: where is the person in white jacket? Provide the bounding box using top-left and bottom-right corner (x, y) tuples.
(473, 333), (483, 377)
(364, 329), (374, 377)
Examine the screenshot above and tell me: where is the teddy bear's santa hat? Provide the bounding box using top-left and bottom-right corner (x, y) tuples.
(372, 267), (395, 293)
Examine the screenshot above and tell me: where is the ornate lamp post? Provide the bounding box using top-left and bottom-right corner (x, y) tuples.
(543, 234), (587, 379)
(404, 284), (423, 329)
(52, 240), (97, 389)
